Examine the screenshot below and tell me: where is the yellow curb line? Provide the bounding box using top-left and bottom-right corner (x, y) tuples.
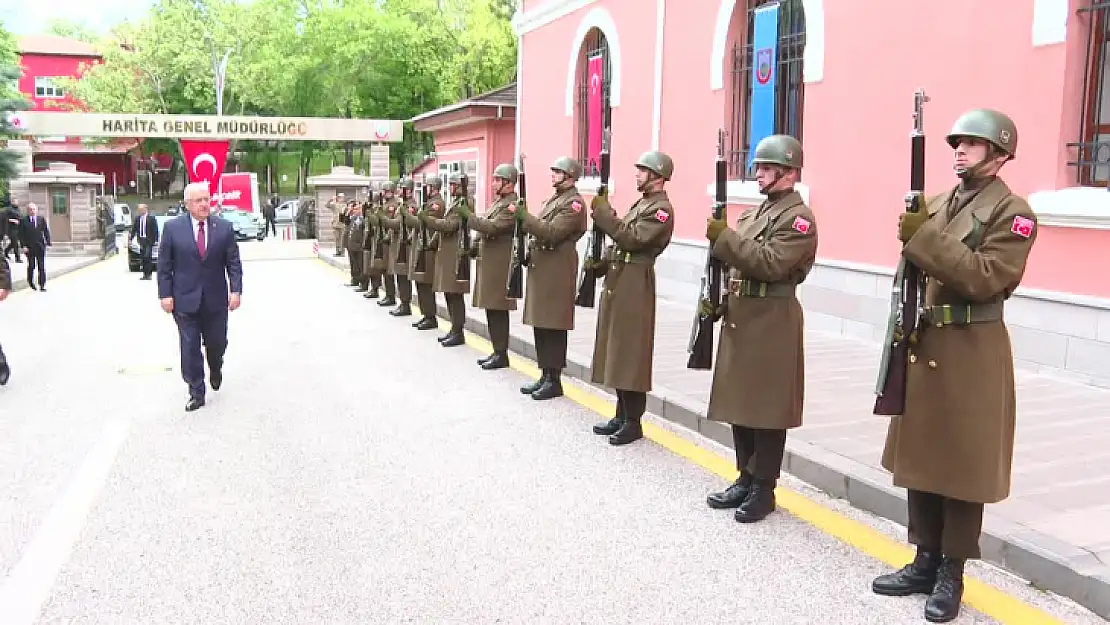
(316, 257), (1063, 625)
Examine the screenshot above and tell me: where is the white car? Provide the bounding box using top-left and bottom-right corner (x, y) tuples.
(219, 209), (264, 241)
(113, 203), (132, 232)
(275, 199), (299, 222)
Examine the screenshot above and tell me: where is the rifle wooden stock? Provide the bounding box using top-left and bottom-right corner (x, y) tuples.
(575, 133), (611, 308)
(874, 89), (930, 416)
(414, 184), (429, 274)
(506, 155), (526, 299)
(687, 128), (727, 370)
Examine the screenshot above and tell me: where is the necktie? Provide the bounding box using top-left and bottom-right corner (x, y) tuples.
(140, 217), (146, 239)
(197, 220), (206, 258)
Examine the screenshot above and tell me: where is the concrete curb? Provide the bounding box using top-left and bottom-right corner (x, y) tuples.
(9, 255), (105, 293)
(316, 251), (1110, 619)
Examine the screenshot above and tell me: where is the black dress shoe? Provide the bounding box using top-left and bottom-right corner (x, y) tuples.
(592, 416), (624, 435)
(734, 481), (776, 522)
(186, 396), (205, 412)
(531, 374), (563, 400)
(608, 418), (643, 445)
(440, 333), (464, 347)
(390, 303), (412, 317)
(415, 317), (438, 330)
(872, 549), (941, 597)
(210, 370), (223, 391)
(707, 474), (753, 509)
(481, 351), (509, 370)
(924, 558), (965, 623)
(521, 373), (547, 395)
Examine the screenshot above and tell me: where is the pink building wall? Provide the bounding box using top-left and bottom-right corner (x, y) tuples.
(433, 120), (517, 210)
(517, 0), (1110, 298)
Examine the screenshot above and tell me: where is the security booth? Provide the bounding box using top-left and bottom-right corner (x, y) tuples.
(306, 166), (372, 251)
(19, 161), (105, 255)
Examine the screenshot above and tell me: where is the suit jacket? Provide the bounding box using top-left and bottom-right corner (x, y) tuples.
(157, 214), (243, 314)
(131, 213), (160, 246)
(20, 215), (51, 250)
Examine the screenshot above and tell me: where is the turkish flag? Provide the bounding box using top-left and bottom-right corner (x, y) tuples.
(179, 140), (230, 200)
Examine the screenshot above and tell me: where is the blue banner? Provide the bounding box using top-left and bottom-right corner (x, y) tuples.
(747, 3), (780, 171)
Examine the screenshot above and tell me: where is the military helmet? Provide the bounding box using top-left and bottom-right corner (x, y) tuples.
(426, 177), (443, 190)
(635, 150), (674, 180)
(550, 156), (582, 180)
(751, 135), (803, 169)
(448, 172), (469, 186)
(381, 181), (396, 192)
(945, 109), (1017, 157)
(493, 163), (519, 184)
(399, 176), (414, 190)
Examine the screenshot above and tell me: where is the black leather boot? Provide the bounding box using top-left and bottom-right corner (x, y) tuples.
(415, 317), (437, 330)
(924, 557), (965, 623)
(592, 411), (624, 435)
(363, 288), (380, 299)
(441, 332), (465, 347)
(378, 295), (397, 307)
(531, 369), (564, 400)
(481, 351), (509, 370)
(390, 303), (412, 317)
(0, 348), (9, 386)
(872, 548), (942, 597)
(608, 417), (643, 446)
(734, 480), (776, 522)
(521, 372), (547, 395)
(707, 471), (753, 509)
(354, 285), (368, 292)
(477, 353), (493, 366)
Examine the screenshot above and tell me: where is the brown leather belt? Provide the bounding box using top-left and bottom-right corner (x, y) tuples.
(923, 302), (1003, 326)
(728, 278), (795, 298)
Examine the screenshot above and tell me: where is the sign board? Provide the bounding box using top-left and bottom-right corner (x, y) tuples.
(6, 112), (404, 142)
(369, 145), (390, 181)
(213, 172), (260, 214)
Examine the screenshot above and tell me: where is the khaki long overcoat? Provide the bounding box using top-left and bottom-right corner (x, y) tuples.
(520, 187), (587, 330)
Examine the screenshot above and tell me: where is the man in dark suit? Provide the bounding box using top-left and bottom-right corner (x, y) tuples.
(158, 182), (244, 412)
(130, 203), (159, 280)
(3, 200), (21, 263)
(0, 253), (10, 385)
(20, 203), (50, 291)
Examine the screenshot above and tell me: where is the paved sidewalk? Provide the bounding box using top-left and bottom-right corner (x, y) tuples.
(319, 251), (1110, 619)
(6, 254), (103, 292)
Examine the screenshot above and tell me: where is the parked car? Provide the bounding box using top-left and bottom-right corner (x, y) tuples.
(275, 199), (299, 222)
(127, 215), (172, 272)
(219, 208), (264, 241)
(113, 203), (132, 232)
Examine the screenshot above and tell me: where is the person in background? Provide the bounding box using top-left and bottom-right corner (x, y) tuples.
(265, 194), (279, 237)
(130, 203), (160, 280)
(20, 202), (50, 292)
(4, 199), (21, 263)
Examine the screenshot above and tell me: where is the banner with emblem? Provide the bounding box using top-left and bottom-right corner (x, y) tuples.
(747, 3), (780, 171)
(586, 54), (605, 176)
(179, 139), (230, 199)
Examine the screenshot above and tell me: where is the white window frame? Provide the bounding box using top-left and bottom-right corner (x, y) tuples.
(34, 77), (65, 99)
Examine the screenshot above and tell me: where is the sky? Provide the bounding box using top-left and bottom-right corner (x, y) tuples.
(0, 0), (155, 36)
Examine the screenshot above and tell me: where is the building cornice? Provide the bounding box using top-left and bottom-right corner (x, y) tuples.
(513, 0), (600, 36)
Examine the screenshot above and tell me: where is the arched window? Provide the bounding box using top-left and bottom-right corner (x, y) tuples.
(728, 0), (806, 179)
(575, 28), (612, 177)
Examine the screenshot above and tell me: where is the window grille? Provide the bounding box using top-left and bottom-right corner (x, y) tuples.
(1069, 0), (1110, 185)
(575, 29), (612, 177)
(728, 0), (806, 179)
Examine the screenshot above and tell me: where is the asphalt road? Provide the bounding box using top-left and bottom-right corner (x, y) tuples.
(0, 251), (1102, 624)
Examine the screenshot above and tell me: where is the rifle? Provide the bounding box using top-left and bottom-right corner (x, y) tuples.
(374, 192), (386, 260)
(874, 88), (930, 416)
(414, 181), (429, 274)
(456, 174), (472, 281)
(686, 128), (728, 370)
(575, 128), (611, 308)
(506, 154), (527, 299)
(396, 187), (410, 264)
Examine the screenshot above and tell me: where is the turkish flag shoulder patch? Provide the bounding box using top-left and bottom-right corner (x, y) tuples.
(654, 209), (669, 223)
(792, 216), (811, 234)
(1011, 215), (1035, 239)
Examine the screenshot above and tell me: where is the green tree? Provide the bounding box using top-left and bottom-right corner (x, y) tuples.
(45, 18), (99, 43)
(0, 23), (30, 188)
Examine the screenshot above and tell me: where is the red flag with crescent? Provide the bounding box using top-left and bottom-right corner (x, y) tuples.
(179, 139), (230, 202)
(586, 54), (604, 173)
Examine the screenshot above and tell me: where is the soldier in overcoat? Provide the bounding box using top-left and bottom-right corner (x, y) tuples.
(424, 173), (472, 347)
(329, 193), (348, 257)
(871, 109), (1038, 624)
(382, 177), (415, 317)
(0, 251), (10, 385)
(456, 164), (520, 369)
(403, 178), (446, 331)
(344, 201), (365, 287)
(702, 134), (817, 522)
(374, 182), (400, 308)
(586, 151), (675, 446)
(362, 189), (386, 299)
(512, 157), (588, 400)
